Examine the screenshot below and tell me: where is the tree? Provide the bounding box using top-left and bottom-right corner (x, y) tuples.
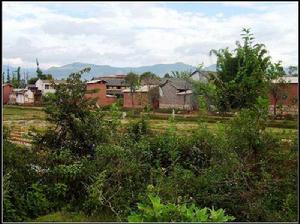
(2, 72), (5, 84)
(6, 66), (10, 83)
(35, 67), (108, 158)
(209, 28), (278, 112)
(36, 58), (53, 80)
(268, 63), (287, 116)
(140, 72), (160, 109)
(164, 73), (170, 78)
(170, 71), (191, 80)
(125, 72), (140, 108)
(287, 66), (298, 76)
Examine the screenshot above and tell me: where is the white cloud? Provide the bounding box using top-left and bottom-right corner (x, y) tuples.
(2, 2), (298, 69)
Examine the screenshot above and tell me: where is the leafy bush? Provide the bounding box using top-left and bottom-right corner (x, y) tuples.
(128, 186), (235, 222)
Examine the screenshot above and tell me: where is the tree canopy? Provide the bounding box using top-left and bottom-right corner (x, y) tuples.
(210, 28), (284, 111)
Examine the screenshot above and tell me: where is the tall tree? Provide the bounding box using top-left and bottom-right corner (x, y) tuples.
(210, 28), (278, 112)
(2, 72), (5, 84)
(16, 67), (21, 87)
(36, 58), (43, 79)
(125, 72), (140, 108)
(6, 66), (10, 83)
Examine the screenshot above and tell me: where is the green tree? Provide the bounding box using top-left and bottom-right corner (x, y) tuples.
(36, 58), (53, 80)
(210, 28), (278, 111)
(140, 72), (160, 109)
(267, 62), (286, 116)
(170, 71), (191, 80)
(164, 73), (170, 78)
(125, 72), (140, 108)
(34, 67), (108, 158)
(6, 66), (11, 83)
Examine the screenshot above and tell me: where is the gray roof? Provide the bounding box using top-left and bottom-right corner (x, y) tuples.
(92, 77), (127, 86)
(160, 78), (192, 90)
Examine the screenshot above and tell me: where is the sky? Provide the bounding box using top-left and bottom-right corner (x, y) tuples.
(2, 1), (298, 69)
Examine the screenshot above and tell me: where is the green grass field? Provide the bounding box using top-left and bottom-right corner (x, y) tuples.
(3, 105), (298, 145)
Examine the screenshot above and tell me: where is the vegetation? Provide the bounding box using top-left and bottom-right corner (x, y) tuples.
(210, 28), (284, 112)
(3, 29), (298, 222)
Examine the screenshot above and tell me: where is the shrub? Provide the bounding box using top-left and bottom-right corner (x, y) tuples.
(128, 186), (235, 222)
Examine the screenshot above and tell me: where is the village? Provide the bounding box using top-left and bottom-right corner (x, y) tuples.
(2, 70), (299, 116)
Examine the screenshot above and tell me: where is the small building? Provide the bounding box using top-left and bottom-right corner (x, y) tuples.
(123, 85), (159, 109)
(35, 79), (66, 95)
(268, 76), (298, 115)
(85, 80), (117, 107)
(92, 75), (128, 97)
(3, 83), (13, 104)
(158, 78), (194, 110)
(9, 88), (35, 105)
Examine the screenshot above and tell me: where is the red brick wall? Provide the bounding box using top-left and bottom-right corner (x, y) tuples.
(85, 82), (116, 106)
(268, 83), (298, 115)
(3, 85), (13, 104)
(268, 83), (298, 106)
(123, 92), (149, 108)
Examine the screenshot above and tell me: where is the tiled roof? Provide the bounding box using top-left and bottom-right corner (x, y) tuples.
(92, 77), (127, 86)
(160, 78), (192, 90)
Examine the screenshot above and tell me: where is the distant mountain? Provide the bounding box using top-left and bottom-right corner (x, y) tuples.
(44, 62), (197, 80)
(2, 63), (296, 81)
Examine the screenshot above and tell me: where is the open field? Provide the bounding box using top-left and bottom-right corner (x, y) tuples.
(3, 105), (298, 145)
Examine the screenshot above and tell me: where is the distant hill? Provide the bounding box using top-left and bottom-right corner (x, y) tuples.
(2, 62), (197, 80)
(44, 62), (197, 80)
(2, 63), (297, 81)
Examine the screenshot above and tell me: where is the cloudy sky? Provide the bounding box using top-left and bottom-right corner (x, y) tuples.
(2, 1), (298, 69)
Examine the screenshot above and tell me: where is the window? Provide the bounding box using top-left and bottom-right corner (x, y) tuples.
(45, 84), (49, 89)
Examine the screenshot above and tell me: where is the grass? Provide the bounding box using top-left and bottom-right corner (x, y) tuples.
(3, 105), (298, 143)
(34, 211), (115, 222)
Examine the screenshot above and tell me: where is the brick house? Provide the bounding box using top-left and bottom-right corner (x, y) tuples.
(92, 75), (128, 97)
(3, 83), (13, 104)
(85, 80), (117, 107)
(268, 76), (298, 115)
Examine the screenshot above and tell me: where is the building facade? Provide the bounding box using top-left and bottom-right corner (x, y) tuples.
(85, 80), (117, 107)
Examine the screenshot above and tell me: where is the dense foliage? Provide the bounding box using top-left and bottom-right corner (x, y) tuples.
(210, 28), (284, 112)
(3, 67), (297, 222)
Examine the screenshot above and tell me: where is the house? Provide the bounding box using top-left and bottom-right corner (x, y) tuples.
(158, 78), (194, 110)
(123, 78), (194, 110)
(85, 80), (117, 107)
(27, 84), (42, 105)
(3, 83), (13, 104)
(35, 79), (66, 95)
(92, 75), (128, 97)
(9, 88), (35, 105)
(190, 70), (211, 82)
(123, 85), (159, 109)
(268, 76), (298, 115)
